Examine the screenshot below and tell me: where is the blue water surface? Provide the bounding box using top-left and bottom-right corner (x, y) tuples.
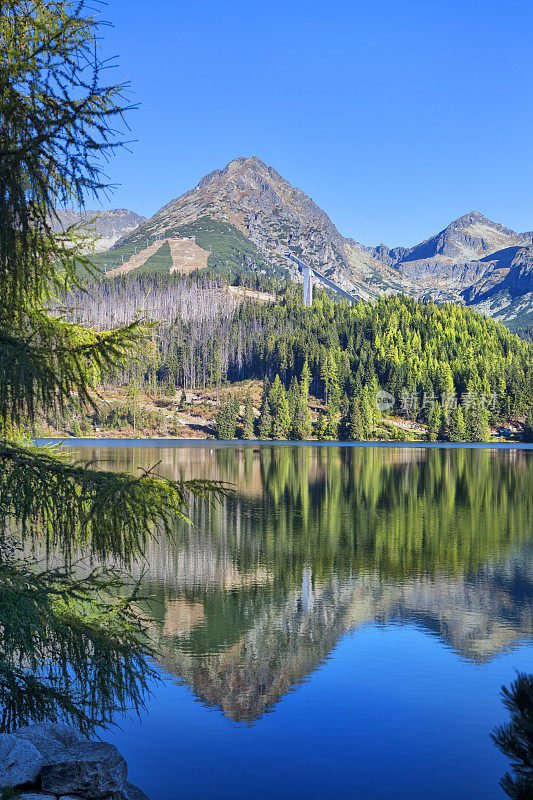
(56, 443), (533, 800)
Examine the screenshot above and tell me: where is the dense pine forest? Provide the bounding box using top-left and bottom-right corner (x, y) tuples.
(51, 274), (533, 442)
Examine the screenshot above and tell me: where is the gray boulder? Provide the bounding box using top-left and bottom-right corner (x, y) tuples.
(123, 782), (151, 800)
(41, 741), (127, 799)
(13, 723), (89, 762)
(89, 781), (150, 800)
(0, 733), (43, 789)
(14, 793), (57, 800)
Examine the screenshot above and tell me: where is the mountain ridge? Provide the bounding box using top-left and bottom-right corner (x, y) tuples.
(99, 156), (533, 326)
(52, 207), (147, 252)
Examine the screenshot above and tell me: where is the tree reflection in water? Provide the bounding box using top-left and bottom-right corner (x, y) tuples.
(65, 444), (533, 723)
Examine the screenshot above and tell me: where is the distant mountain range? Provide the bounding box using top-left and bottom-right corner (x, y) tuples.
(87, 157), (533, 329)
(52, 208), (147, 251)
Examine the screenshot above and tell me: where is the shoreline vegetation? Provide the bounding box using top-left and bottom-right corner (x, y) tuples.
(33, 380), (532, 444)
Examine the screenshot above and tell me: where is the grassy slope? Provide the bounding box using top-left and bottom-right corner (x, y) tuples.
(88, 217), (289, 283)
(132, 241), (172, 275)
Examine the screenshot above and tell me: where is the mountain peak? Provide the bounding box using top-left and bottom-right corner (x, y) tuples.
(197, 155), (274, 190)
(452, 210), (487, 226)
(227, 155), (268, 170)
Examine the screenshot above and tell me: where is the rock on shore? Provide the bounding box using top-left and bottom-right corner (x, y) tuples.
(0, 723), (149, 800)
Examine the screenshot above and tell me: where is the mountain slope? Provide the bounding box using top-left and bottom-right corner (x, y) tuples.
(463, 244), (533, 327)
(114, 156), (413, 297)
(52, 208), (146, 251)
(370, 210), (533, 322)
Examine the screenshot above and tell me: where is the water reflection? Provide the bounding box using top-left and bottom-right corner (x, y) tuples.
(71, 445), (533, 723)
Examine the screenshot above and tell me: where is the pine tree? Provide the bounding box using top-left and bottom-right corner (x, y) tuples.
(273, 390), (291, 440)
(300, 359), (312, 399)
(491, 673), (533, 799)
(259, 406), (272, 439)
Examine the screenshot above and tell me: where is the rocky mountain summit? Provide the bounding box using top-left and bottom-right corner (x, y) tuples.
(117, 156), (412, 299)
(367, 210), (533, 324)
(52, 208), (146, 251)
(104, 157), (533, 327)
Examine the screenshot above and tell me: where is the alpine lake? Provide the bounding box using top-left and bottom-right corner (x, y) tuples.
(39, 440), (533, 800)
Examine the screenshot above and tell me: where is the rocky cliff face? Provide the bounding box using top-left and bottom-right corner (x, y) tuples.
(52, 208), (146, 251)
(461, 244), (533, 326)
(127, 156), (347, 271)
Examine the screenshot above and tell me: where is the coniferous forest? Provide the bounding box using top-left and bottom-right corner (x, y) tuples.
(55, 273), (533, 442)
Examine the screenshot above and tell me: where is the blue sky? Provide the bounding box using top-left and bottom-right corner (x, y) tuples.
(99, 0), (533, 247)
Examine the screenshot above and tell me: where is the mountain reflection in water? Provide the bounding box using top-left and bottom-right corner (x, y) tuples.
(70, 444), (533, 724)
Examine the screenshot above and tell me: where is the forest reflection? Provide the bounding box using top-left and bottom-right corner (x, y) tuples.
(69, 444), (533, 723)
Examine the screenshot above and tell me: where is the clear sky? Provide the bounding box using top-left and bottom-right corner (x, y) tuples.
(98, 0), (533, 248)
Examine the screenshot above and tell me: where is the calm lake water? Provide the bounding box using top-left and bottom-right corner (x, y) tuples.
(60, 443), (533, 800)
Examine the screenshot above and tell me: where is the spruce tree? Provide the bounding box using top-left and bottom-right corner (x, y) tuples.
(492, 673), (533, 799)
(259, 406), (272, 439)
(300, 359), (312, 399)
(427, 403), (442, 442)
(348, 399), (364, 441)
(316, 414), (328, 440)
(127, 381), (140, 433)
(288, 375), (299, 427)
(326, 352), (341, 412)
(438, 407), (450, 442)
(216, 395), (237, 439)
(469, 406), (491, 443)
(360, 388), (374, 439)
(294, 397), (312, 440)
(449, 405), (466, 442)
(273, 389), (291, 440)
(268, 374), (285, 415)
(325, 403), (339, 440)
